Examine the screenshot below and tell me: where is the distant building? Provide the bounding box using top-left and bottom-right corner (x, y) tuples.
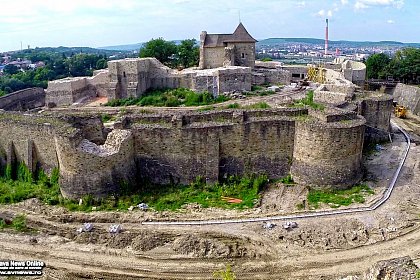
(199, 23), (257, 69)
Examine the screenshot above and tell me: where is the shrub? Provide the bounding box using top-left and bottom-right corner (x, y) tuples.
(105, 88), (230, 108)
(11, 215), (28, 232)
(244, 102), (270, 109)
(50, 167), (60, 186)
(226, 103), (241, 109)
(17, 162), (32, 184)
(291, 90), (324, 111)
(280, 174), (294, 185)
(213, 265), (236, 280)
(5, 164), (12, 180)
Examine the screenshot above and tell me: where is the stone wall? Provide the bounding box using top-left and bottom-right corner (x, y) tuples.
(46, 77), (96, 107)
(129, 109), (303, 185)
(0, 112), (71, 174)
(358, 94), (393, 142)
(0, 88), (45, 111)
(252, 69), (291, 85)
(229, 42), (256, 68)
(393, 83), (420, 116)
(281, 66), (308, 80)
(0, 105), (377, 198)
(90, 70), (110, 97)
(201, 47), (225, 69)
(291, 113), (366, 189)
(314, 83), (356, 104)
(57, 129), (136, 199)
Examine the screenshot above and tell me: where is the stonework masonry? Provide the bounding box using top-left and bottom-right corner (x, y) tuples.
(199, 23), (257, 69)
(0, 87), (45, 111)
(0, 98), (390, 199)
(393, 83), (420, 116)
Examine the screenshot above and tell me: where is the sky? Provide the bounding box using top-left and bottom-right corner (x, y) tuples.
(0, 0), (419, 52)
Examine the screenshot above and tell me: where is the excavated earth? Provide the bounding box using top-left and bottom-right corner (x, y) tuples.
(0, 110), (419, 279)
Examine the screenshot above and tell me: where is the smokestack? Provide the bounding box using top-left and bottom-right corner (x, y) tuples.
(325, 18), (329, 56)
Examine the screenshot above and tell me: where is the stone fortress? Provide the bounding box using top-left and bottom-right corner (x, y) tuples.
(0, 24), (395, 200)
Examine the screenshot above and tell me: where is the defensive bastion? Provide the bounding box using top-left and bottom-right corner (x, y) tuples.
(0, 52), (393, 199)
(0, 90), (391, 199)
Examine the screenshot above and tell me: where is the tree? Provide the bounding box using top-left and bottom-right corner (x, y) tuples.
(3, 64), (19, 75)
(365, 53), (390, 79)
(176, 39), (199, 68)
(96, 58), (108, 70)
(387, 48), (420, 84)
(139, 38), (177, 66)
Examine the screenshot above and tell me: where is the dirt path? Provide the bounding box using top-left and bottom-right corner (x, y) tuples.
(0, 221), (419, 280)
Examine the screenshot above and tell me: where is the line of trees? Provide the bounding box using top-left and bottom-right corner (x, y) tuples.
(0, 52), (108, 96)
(365, 48), (420, 84)
(139, 38), (199, 69)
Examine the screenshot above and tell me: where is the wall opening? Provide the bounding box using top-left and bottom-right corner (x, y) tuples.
(241, 53), (245, 59)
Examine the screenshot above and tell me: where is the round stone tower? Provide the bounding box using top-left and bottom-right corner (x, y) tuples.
(291, 112), (366, 189)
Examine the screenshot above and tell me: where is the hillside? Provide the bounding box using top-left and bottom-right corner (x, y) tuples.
(257, 38), (420, 47)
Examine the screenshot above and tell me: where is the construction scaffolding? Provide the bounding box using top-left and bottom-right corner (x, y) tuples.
(307, 66), (326, 84)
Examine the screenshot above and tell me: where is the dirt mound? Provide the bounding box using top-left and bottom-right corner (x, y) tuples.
(74, 231), (135, 249)
(172, 234), (230, 258)
(363, 256), (419, 280)
(171, 234), (260, 259)
(277, 219), (370, 249)
(106, 233), (136, 249)
(342, 256), (419, 280)
(131, 231), (170, 251)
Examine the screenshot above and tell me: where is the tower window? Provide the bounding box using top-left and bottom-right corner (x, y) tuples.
(123, 71), (126, 78)
(241, 53), (245, 59)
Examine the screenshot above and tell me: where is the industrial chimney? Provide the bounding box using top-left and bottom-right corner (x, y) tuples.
(325, 18), (329, 56)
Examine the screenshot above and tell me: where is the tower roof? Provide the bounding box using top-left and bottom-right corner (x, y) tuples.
(203, 23), (257, 47)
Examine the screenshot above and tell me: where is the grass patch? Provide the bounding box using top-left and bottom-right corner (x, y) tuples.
(105, 88), (230, 107)
(296, 203), (305, 210)
(197, 105), (215, 112)
(0, 161), (268, 212)
(0, 215), (29, 232)
(102, 175), (267, 212)
(243, 102), (271, 109)
(226, 103), (241, 109)
(291, 90), (324, 111)
(101, 113), (116, 123)
(56, 175), (268, 212)
(251, 85), (265, 92)
(280, 174), (294, 185)
(307, 184), (374, 209)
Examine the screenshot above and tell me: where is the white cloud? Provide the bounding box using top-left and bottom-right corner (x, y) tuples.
(354, 0), (404, 10)
(387, 19), (395, 24)
(297, 1), (306, 8)
(341, 0), (349, 5)
(317, 9), (333, 18)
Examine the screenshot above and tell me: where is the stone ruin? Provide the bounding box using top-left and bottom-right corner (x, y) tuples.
(0, 24), (396, 200)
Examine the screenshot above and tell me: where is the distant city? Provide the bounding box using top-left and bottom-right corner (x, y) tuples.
(256, 38), (420, 64)
(1, 37), (419, 76)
